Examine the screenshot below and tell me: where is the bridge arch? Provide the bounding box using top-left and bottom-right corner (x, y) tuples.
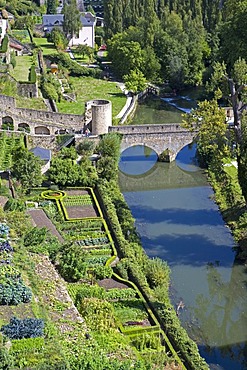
(2, 116), (14, 130)
(174, 139), (197, 160)
(35, 126), (50, 135)
(121, 142), (159, 156)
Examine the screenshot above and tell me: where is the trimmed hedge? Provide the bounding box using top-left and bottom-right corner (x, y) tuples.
(28, 65), (37, 83)
(0, 35), (8, 53)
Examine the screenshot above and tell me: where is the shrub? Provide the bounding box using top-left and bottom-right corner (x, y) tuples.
(0, 265), (32, 305)
(23, 227), (47, 247)
(1, 317), (44, 339)
(92, 265), (113, 280)
(79, 297), (116, 332)
(57, 243), (87, 282)
(0, 279), (32, 305)
(29, 65), (37, 83)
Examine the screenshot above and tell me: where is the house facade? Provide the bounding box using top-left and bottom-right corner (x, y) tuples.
(42, 12), (96, 48)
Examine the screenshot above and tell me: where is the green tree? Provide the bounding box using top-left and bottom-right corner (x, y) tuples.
(48, 156), (79, 186)
(62, 0), (81, 40)
(108, 34), (144, 78)
(183, 98), (227, 165)
(47, 0), (57, 14)
(207, 59), (247, 138)
(11, 147), (43, 190)
(123, 69), (147, 94)
(48, 28), (68, 50)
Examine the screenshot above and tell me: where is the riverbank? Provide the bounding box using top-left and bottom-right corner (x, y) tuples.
(207, 159), (247, 261)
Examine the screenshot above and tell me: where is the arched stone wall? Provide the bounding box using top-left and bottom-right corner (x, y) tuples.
(35, 126), (50, 135)
(18, 123), (30, 133)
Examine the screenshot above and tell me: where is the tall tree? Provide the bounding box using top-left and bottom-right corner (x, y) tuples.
(47, 0), (57, 14)
(11, 147), (43, 190)
(183, 98), (227, 165)
(63, 0), (81, 40)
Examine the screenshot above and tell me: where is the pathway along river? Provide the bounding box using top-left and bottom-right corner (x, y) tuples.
(118, 97), (247, 370)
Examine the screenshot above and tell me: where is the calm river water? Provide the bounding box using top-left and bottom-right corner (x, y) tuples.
(118, 98), (247, 370)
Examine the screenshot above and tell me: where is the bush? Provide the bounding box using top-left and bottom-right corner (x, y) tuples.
(1, 317), (44, 339)
(0, 278), (32, 305)
(29, 65), (37, 83)
(23, 227), (47, 247)
(92, 265), (113, 280)
(57, 243), (87, 282)
(0, 265), (32, 305)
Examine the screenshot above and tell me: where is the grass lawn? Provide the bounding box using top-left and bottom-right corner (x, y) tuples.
(223, 158), (242, 196)
(10, 55), (33, 82)
(33, 37), (58, 56)
(10, 29), (30, 44)
(16, 96), (47, 110)
(56, 76), (126, 118)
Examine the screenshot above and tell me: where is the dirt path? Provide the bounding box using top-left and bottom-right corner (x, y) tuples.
(27, 209), (64, 243)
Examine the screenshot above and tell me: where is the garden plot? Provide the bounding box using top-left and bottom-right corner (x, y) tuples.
(62, 193), (99, 219)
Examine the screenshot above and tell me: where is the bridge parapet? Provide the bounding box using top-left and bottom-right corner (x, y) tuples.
(109, 123), (196, 135)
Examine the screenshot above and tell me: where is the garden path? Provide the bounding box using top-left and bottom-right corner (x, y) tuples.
(27, 209), (64, 243)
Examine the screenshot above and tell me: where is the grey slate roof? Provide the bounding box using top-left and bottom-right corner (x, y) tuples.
(42, 12), (96, 27)
(30, 147), (51, 162)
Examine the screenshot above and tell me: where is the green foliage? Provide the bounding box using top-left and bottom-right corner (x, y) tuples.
(4, 198), (25, 212)
(91, 264), (113, 280)
(62, 0), (81, 39)
(47, 28), (68, 51)
(48, 52), (102, 78)
(0, 346), (13, 369)
(10, 52), (16, 69)
(0, 264), (32, 305)
(238, 115), (247, 202)
(0, 35), (8, 53)
(47, 0), (57, 14)
(145, 257), (170, 289)
(183, 98), (227, 166)
(57, 243), (87, 282)
(1, 317), (44, 340)
(123, 69), (147, 94)
(40, 72), (62, 102)
(96, 133), (122, 181)
(28, 65), (37, 83)
(79, 297), (116, 332)
(11, 146), (43, 190)
(23, 227), (47, 248)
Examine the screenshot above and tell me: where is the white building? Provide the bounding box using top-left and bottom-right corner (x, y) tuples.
(42, 12), (96, 48)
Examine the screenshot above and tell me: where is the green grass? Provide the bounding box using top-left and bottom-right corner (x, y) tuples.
(10, 55), (33, 82)
(33, 37), (58, 56)
(10, 29), (30, 44)
(223, 158), (242, 196)
(56, 76), (126, 118)
(16, 96), (47, 110)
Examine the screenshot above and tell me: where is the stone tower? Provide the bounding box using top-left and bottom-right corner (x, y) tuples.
(86, 99), (112, 135)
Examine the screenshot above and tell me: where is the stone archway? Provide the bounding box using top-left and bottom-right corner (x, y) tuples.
(35, 126), (50, 135)
(18, 123), (30, 133)
(2, 116), (14, 130)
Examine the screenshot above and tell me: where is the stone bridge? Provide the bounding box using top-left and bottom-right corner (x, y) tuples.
(109, 123), (198, 161)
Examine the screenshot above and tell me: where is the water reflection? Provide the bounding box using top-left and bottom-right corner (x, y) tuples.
(119, 144), (247, 370)
(119, 145), (158, 175)
(176, 143), (199, 172)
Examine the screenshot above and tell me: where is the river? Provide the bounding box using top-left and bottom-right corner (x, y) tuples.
(118, 97), (247, 370)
